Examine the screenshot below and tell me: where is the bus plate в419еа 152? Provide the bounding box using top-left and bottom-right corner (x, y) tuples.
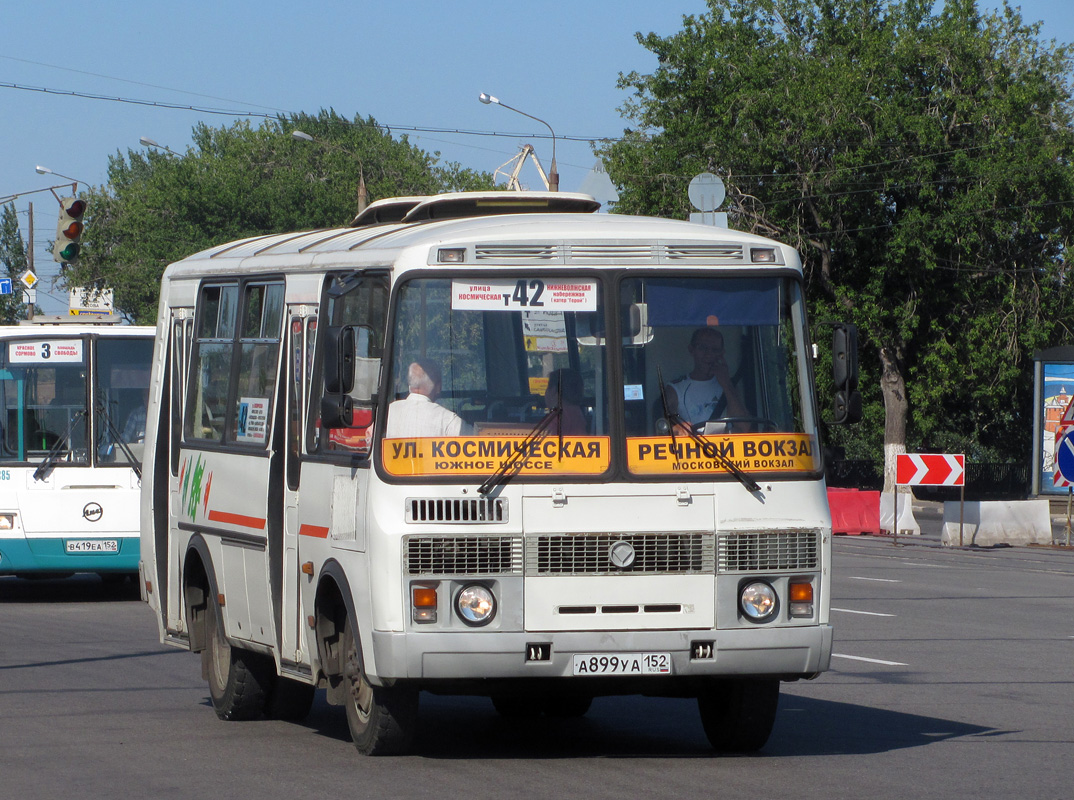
(65, 540), (119, 553)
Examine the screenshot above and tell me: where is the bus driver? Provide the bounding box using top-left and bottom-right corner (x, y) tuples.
(664, 327), (747, 427)
(385, 360), (468, 438)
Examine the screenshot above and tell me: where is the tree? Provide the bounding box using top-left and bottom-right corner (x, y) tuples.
(0, 203), (29, 323)
(602, 0), (1074, 482)
(67, 110), (496, 323)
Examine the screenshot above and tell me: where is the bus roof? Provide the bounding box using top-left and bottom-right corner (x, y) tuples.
(0, 323), (154, 336)
(164, 192), (800, 280)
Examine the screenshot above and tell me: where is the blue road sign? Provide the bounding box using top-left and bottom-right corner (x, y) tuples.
(0, 278), (11, 295)
(1056, 430), (1074, 483)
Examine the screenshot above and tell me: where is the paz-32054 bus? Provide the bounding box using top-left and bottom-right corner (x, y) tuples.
(140, 191), (858, 755)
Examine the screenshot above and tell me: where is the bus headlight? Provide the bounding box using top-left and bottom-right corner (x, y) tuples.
(455, 584), (496, 626)
(0, 513), (15, 530)
(740, 581), (778, 622)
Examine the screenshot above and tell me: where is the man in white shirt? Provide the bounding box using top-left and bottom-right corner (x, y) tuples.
(665, 327), (748, 426)
(385, 360), (468, 438)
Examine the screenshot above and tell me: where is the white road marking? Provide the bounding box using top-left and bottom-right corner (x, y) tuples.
(848, 576), (901, 583)
(831, 607), (896, 617)
(832, 653), (908, 666)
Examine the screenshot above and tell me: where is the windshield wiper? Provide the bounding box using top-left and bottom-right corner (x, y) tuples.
(96, 398), (142, 480)
(33, 410), (85, 482)
(477, 403), (562, 496)
(656, 368), (760, 494)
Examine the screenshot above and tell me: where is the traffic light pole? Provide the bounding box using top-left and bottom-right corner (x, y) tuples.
(27, 202), (34, 321)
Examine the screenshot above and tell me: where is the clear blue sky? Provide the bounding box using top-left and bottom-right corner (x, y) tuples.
(1, 0), (1070, 315)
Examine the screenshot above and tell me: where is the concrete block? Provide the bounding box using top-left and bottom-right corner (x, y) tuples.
(880, 493), (920, 535)
(941, 499), (1052, 547)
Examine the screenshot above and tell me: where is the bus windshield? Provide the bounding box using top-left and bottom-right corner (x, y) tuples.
(0, 336), (152, 466)
(379, 273), (818, 481)
(619, 275), (818, 477)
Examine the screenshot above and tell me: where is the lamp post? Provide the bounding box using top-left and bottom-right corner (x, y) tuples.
(291, 130), (368, 214)
(34, 165), (81, 194)
(139, 136), (183, 157)
(478, 93), (558, 192)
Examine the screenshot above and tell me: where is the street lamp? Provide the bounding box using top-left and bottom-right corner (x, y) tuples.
(291, 129), (367, 214)
(478, 93), (558, 191)
(35, 165), (82, 192)
(139, 136), (183, 157)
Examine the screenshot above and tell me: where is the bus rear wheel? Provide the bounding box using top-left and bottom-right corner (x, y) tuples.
(341, 620), (417, 755)
(697, 679), (780, 753)
(203, 596), (271, 721)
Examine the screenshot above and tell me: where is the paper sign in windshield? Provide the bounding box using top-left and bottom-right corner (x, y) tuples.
(8, 340), (84, 363)
(452, 279), (597, 311)
(627, 433), (818, 475)
(382, 436), (610, 477)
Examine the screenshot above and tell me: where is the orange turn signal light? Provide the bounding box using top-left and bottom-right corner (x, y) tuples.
(413, 586), (438, 607)
(789, 582), (813, 603)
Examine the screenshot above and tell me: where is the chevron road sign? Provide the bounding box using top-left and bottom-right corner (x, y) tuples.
(896, 453), (965, 486)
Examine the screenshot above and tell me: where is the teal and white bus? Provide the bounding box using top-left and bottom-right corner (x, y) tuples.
(0, 320), (155, 580)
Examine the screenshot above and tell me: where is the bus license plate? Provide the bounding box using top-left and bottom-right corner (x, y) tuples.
(66, 540), (119, 553)
(573, 653), (672, 676)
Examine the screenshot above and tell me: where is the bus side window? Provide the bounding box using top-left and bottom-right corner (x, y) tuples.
(228, 283), (285, 446)
(186, 284), (238, 442)
(287, 315), (306, 491)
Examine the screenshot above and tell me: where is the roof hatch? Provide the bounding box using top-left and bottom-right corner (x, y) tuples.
(350, 191), (600, 228)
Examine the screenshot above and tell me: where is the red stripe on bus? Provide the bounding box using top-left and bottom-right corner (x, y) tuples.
(207, 509), (267, 530)
(299, 524), (330, 539)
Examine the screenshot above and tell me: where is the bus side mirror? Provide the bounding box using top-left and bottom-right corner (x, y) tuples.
(321, 394), (354, 429)
(322, 325), (379, 429)
(324, 326), (356, 394)
(832, 323), (862, 424)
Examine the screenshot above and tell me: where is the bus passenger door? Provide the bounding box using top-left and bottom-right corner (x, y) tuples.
(164, 310), (193, 635)
(286, 274), (387, 671)
(282, 311), (316, 669)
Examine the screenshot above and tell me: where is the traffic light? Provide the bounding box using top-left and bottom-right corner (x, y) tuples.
(52, 197), (86, 263)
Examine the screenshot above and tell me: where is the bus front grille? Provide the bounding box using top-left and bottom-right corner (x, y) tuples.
(406, 497), (507, 523)
(405, 536), (523, 576)
(717, 530), (820, 573)
(527, 533), (714, 576)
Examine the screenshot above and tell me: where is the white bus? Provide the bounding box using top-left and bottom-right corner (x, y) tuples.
(0, 320), (155, 581)
(141, 192), (859, 754)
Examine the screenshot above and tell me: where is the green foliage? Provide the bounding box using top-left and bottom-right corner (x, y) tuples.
(69, 110), (496, 323)
(0, 204), (29, 323)
(602, 0), (1074, 464)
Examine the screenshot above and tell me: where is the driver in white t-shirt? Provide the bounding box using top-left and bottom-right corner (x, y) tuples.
(385, 360), (469, 438)
(665, 327), (748, 427)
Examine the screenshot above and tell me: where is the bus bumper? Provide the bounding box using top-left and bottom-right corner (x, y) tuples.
(369, 624), (833, 687)
(0, 537), (140, 575)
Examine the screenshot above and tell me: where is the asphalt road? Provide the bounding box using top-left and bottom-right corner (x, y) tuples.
(2, 532), (1072, 799)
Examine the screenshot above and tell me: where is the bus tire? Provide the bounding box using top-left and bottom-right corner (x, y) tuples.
(342, 620), (417, 755)
(203, 597), (271, 721)
(267, 677), (316, 721)
(697, 679), (779, 753)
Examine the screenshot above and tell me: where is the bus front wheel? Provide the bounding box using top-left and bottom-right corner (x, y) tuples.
(697, 679), (779, 753)
(341, 620), (417, 755)
(203, 596), (270, 721)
